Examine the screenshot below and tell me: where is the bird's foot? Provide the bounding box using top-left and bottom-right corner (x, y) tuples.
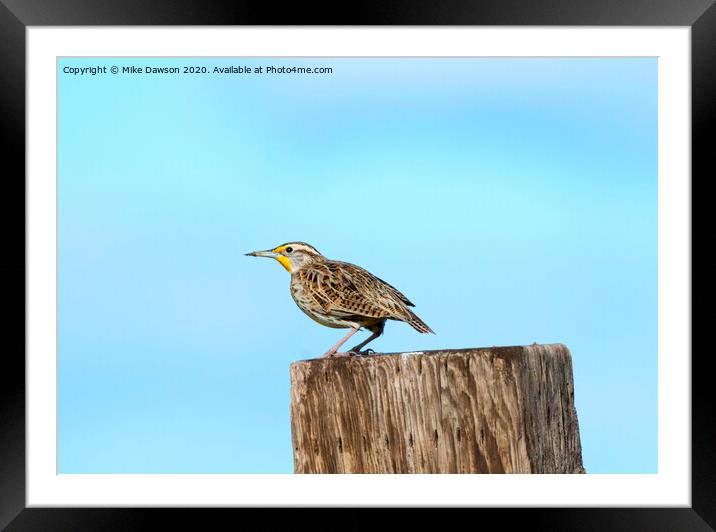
(322, 350), (353, 358)
(346, 348), (376, 357)
(321, 348), (376, 358)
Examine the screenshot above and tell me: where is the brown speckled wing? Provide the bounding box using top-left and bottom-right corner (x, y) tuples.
(299, 261), (409, 321)
(369, 273), (415, 307)
(336, 262), (434, 333)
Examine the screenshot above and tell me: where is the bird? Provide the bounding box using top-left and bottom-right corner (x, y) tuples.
(245, 242), (434, 357)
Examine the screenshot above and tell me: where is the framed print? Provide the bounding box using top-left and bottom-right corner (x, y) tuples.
(3, 0), (710, 529)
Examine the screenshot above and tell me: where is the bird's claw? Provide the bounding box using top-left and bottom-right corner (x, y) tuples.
(322, 348), (377, 359)
(324, 351), (352, 358)
(347, 348), (376, 357)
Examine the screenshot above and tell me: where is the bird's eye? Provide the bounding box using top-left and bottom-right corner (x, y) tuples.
(286, 247), (293, 253)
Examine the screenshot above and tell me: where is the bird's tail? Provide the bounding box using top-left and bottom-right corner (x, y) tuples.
(403, 309), (435, 334)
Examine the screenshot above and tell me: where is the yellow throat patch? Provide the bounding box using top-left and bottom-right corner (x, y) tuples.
(275, 255), (292, 273)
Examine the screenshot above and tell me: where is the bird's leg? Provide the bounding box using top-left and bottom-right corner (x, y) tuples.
(322, 327), (360, 358)
(348, 330), (382, 355)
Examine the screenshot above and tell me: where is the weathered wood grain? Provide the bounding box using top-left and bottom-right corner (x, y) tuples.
(289, 344), (585, 474)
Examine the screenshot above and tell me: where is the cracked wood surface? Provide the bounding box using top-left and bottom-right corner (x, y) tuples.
(289, 344), (585, 474)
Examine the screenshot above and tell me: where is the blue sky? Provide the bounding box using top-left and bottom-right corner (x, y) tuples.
(58, 57), (657, 473)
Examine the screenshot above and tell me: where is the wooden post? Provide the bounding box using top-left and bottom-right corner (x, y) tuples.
(289, 343), (585, 474)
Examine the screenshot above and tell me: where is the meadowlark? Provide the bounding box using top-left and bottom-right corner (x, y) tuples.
(246, 242), (434, 357)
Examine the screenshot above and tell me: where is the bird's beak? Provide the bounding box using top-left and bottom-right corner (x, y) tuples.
(245, 249), (278, 258)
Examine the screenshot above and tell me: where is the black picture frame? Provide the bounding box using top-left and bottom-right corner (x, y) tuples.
(2, 1), (708, 529)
